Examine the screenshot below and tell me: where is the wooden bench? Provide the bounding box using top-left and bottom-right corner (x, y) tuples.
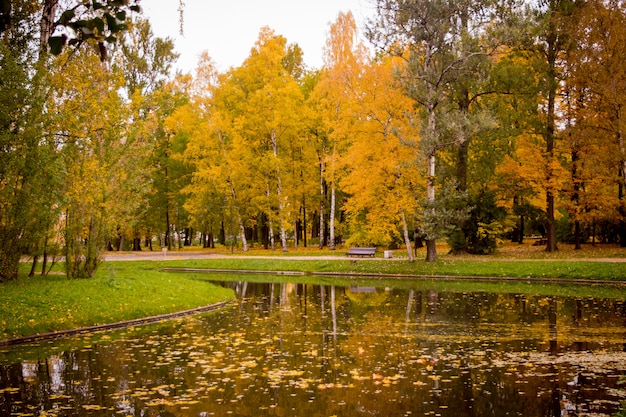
(346, 247), (376, 257)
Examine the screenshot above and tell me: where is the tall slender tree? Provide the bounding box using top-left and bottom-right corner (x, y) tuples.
(312, 11), (368, 250)
(532, 0), (576, 252)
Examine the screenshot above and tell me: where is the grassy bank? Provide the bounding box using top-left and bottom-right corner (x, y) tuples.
(154, 257), (626, 281)
(1, 262), (234, 341)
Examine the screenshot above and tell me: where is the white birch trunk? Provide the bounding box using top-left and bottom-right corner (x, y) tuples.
(319, 158), (326, 248)
(329, 185), (336, 250)
(401, 208), (414, 262)
(271, 129), (288, 252)
(425, 109), (438, 262)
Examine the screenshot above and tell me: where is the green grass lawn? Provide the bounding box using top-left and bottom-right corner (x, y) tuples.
(1, 262), (234, 341)
(2, 241), (625, 342)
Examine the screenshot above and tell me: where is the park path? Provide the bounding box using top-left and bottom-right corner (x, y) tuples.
(102, 250), (626, 263)
(103, 251), (374, 262)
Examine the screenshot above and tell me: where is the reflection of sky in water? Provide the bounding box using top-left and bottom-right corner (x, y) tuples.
(1, 281), (626, 416)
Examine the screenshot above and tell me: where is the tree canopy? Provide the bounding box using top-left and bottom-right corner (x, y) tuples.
(2, 1), (626, 281)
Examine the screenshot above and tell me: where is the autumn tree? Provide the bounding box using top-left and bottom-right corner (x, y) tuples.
(182, 52), (261, 252)
(48, 48), (133, 278)
(0, 2), (60, 281)
(116, 17), (178, 98)
(0, 41), (58, 281)
(137, 78), (192, 250)
(309, 11), (368, 250)
(210, 28), (305, 251)
(114, 18), (182, 250)
(340, 55), (422, 259)
(0, 0), (141, 281)
(563, 0), (626, 246)
(175, 54), (224, 248)
(366, 0), (514, 261)
(527, 0), (578, 252)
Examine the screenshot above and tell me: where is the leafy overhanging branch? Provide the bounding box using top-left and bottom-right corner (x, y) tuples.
(47, 0), (141, 59)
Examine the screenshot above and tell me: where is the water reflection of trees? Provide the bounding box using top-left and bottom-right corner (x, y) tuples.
(1, 282), (625, 416)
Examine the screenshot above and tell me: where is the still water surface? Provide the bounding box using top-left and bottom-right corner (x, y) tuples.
(1, 276), (626, 416)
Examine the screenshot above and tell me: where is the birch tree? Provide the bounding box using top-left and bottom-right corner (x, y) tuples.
(231, 28), (304, 251)
(313, 11), (368, 250)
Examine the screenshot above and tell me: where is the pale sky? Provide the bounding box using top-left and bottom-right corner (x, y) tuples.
(142, 0), (374, 74)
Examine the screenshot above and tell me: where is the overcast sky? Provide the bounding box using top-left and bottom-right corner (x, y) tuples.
(142, 0), (374, 74)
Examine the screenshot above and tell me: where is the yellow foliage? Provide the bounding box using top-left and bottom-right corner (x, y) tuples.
(338, 56), (423, 246)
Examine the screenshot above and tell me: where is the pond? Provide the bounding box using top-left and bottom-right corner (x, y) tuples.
(1, 276), (626, 416)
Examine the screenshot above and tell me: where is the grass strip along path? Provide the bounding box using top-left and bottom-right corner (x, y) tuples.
(2, 243), (626, 343)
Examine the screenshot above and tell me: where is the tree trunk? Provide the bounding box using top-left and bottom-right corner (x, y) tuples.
(227, 180), (247, 252)
(401, 209), (414, 262)
(425, 152), (437, 262)
(266, 184), (276, 250)
(329, 185), (336, 250)
(614, 91), (626, 246)
(574, 220), (581, 250)
(456, 91), (470, 193)
(544, 181), (557, 250)
(29, 256), (38, 277)
(270, 129), (288, 252)
(276, 172), (288, 252)
(39, 0), (58, 54)
(302, 199), (307, 247)
(165, 206), (171, 250)
(544, 19), (558, 253)
(319, 160), (326, 249)
(41, 244), (48, 275)
(237, 214), (248, 252)
(571, 146), (582, 249)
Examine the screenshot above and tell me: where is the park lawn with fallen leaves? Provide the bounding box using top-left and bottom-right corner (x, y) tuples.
(2, 242), (625, 341)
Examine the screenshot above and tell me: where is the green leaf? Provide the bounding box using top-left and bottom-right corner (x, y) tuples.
(116, 11), (126, 22)
(93, 17), (104, 34)
(113, 23), (127, 33)
(92, 1), (104, 10)
(48, 35), (67, 55)
(71, 19), (91, 28)
(58, 10), (75, 25)
(104, 13), (117, 31)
